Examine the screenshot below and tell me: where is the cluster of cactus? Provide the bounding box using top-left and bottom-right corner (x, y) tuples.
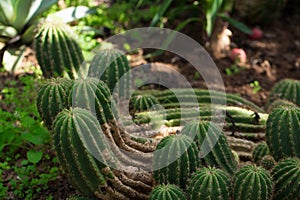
(266, 105), (300, 161)
(34, 21), (84, 79)
(149, 184), (186, 200)
(267, 78), (300, 108)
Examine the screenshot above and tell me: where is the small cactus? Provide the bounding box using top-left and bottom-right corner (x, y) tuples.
(232, 165), (273, 200)
(88, 48), (131, 98)
(130, 94), (159, 113)
(267, 99), (297, 112)
(188, 167), (230, 200)
(261, 155), (276, 170)
(266, 106), (300, 161)
(36, 77), (73, 129)
(267, 78), (300, 108)
(252, 142), (270, 164)
(271, 157), (300, 200)
(181, 120), (238, 175)
(35, 21), (84, 79)
(153, 134), (199, 189)
(149, 184), (186, 200)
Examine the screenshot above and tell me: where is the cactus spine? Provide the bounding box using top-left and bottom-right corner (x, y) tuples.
(188, 167), (230, 200)
(149, 184), (186, 200)
(271, 157), (300, 200)
(261, 155), (276, 170)
(267, 78), (300, 108)
(88, 48), (130, 97)
(181, 121), (238, 175)
(37, 78), (73, 129)
(266, 106), (300, 161)
(252, 142), (270, 164)
(232, 165), (273, 200)
(153, 134), (199, 189)
(35, 21), (84, 79)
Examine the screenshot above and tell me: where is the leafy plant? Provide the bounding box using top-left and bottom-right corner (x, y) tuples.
(250, 80), (261, 93)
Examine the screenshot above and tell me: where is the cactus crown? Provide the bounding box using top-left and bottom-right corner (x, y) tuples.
(149, 184), (186, 200)
(188, 167), (230, 200)
(232, 165), (273, 200)
(266, 106), (300, 161)
(252, 142), (270, 164)
(130, 94), (159, 113)
(271, 157), (300, 200)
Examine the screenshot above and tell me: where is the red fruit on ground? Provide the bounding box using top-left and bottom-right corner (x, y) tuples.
(230, 48), (247, 63)
(249, 27), (263, 39)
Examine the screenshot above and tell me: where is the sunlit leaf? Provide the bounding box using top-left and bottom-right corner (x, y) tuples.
(27, 150), (43, 163)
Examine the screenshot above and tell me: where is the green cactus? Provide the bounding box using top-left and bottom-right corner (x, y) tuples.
(36, 77), (73, 129)
(130, 94), (159, 113)
(267, 79), (300, 108)
(52, 107), (114, 198)
(260, 155), (276, 170)
(271, 157), (300, 200)
(266, 106), (300, 161)
(66, 194), (96, 200)
(88, 48), (131, 98)
(69, 78), (116, 125)
(153, 134), (199, 189)
(34, 21), (84, 79)
(188, 167), (230, 200)
(232, 165), (273, 200)
(181, 120), (238, 175)
(149, 184), (186, 200)
(267, 99), (297, 113)
(252, 142), (270, 164)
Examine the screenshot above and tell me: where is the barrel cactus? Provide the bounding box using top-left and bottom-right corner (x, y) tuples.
(88, 48), (131, 98)
(130, 94), (159, 113)
(252, 142), (270, 164)
(232, 165), (273, 200)
(37, 77), (73, 129)
(266, 106), (300, 161)
(261, 155), (276, 170)
(153, 134), (199, 189)
(267, 99), (297, 112)
(149, 184), (186, 200)
(35, 21), (84, 79)
(181, 120), (238, 175)
(271, 157), (300, 200)
(187, 167), (230, 200)
(267, 79), (300, 108)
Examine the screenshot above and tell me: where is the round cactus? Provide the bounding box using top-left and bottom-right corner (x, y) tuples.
(232, 165), (273, 200)
(35, 21), (84, 79)
(187, 167), (230, 200)
(153, 134), (199, 189)
(149, 184), (186, 200)
(252, 142), (270, 164)
(267, 99), (297, 112)
(69, 78), (116, 125)
(88, 48), (131, 98)
(130, 94), (159, 113)
(261, 155), (276, 170)
(53, 107), (114, 198)
(271, 157), (300, 200)
(266, 106), (300, 161)
(36, 77), (73, 130)
(181, 120), (238, 175)
(267, 79), (300, 108)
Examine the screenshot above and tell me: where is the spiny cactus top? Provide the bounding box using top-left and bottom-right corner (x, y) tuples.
(232, 165), (273, 200)
(181, 120), (238, 175)
(267, 99), (297, 113)
(35, 21), (84, 79)
(37, 77), (73, 129)
(252, 142), (270, 164)
(149, 184), (186, 200)
(266, 105), (300, 161)
(271, 157), (300, 200)
(267, 78), (300, 108)
(187, 167), (230, 200)
(153, 134), (199, 189)
(88, 48), (131, 98)
(130, 94), (159, 113)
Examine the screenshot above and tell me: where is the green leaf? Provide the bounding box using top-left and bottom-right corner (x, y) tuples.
(0, 25), (17, 39)
(149, 0), (173, 27)
(205, 0), (224, 36)
(27, 150), (43, 164)
(218, 13), (252, 34)
(0, 0), (14, 24)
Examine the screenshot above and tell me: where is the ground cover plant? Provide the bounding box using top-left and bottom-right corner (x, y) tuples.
(0, 0), (299, 199)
